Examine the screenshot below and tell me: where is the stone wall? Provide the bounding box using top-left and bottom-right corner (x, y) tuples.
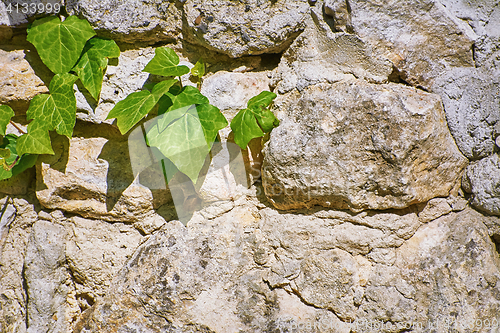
(1, 0), (500, 332)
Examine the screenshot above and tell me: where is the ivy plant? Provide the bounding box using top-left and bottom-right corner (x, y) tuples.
(0, 15), (119, 180)
(0, 15), (280, 187)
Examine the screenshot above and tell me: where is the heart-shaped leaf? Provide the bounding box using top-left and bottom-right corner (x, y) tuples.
(146, 105), (210, 182)
(73, 37), (120, 100)
(106, 79), (177, 134)
(143, 47), (190, 77)
(191, 58), (205, 79)
(16, 120), (54, 156)
(146, 102), (227, 183)
(231, 91), (279, 149)
(157, 86), (209, 130)
(0, 105), (15, 136)
(27, 16), (96, 74)
(0, 134), (37, 179)
(25, 73), (79, 138)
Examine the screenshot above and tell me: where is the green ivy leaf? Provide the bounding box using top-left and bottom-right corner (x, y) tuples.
(0, 148), (10, 159)
(247, 91), (277, 109)
(106, 79), (177, 134)
(25, 73), (79, 138)
(196, 103), (228, 147)
(143, 47), (190, 77)
(0, 105), (15, 136)
(191, 58), (205, 79)
(231, 91), (279, 149)
(27, 16), (96, 74)
(73, 37), (120, 100)
(16, 120), (54, 156)
(0, 134), (37, 180)
(158, 86), (209, 130)
(146, 105), (211, 182)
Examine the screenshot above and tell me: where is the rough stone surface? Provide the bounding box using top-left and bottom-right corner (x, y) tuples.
(76, 203), (500, 332)
(0, 197), (38, 333)
(24, 219), (71, 333)
(66, 0), (182, 44)
(0, 48), (48, 113)
(324, 0), (353, 33)
(36, 122), (172, 222)
(183, 0), (310, 57)
(463, 153), (500, 216)
(440, 0), (500, 70)
(0, 166), (35, 195)
(433, 67), (500, 160)
(2, 1), (500, 331)
(348, 0), (475, 89)
(262, 79), (468, 211)
(382, 208), (500, 331)
(418, 198), (453, 223)
(270, 10), (392, 94)
(200, 71), (270, 115)
(65, 216), (142, 312)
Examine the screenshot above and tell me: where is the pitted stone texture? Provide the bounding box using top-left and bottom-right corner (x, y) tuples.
(76, 205), (352, 332)
(35, 123), (172, 222)
(348, 0), (475, 89)
(65, 217), (142, 311)
(324, 0), (353, 33)
(66, 0), (182, 44)
(433, 67), (500, 160)
(24, 219), (72, 333)
(270, 11), (392, 94)
(262, 79), (468, 212)
(183, 0), (310, 58)
(440, 0), (500, 70)
(200, 71), (270, 115)
(384, 209), (500, 331)
(0, 48), (48, 113)
(76, 204), (500, 331)
(0, 197), (38, 333)
(462, 153), (500, 216)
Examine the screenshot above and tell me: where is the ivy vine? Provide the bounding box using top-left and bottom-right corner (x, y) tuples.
(0, 15), (279, 186)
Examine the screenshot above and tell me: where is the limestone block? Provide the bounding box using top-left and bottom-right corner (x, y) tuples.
(462, 153), (500, 216)
(348, 0), (475, 89)
(262, 79), (468, 211)
(66, 0), (182, 44)
(183, 0), (310, 57)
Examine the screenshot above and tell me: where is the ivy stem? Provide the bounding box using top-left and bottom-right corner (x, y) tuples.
(6, 156), (20, 170)
(9, 121), (26, 135)
(178, 76), (183, 89)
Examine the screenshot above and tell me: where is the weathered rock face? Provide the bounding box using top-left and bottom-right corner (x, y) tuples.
(0, 200), (145, 333)
(200, 71), (270, 115)
(36, 122), (172, 222)
(270, 10), (392, 94)
(262, 79), (468, 211)
(183, 0), (310, 57)
(463, 153), (500, 216)
(0, 197), (38, 333)
(24, 218), (71, 333)
(75, 202), (500, 332)
(386, 208), (500, 330)
(347, 0), (475, 89)
(0, 48), (48, 113)
(66, 0), (182, 44)
(2, 0), (500, 332)
(433, 67), (500, 160)
(440, 0), (500, 70)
